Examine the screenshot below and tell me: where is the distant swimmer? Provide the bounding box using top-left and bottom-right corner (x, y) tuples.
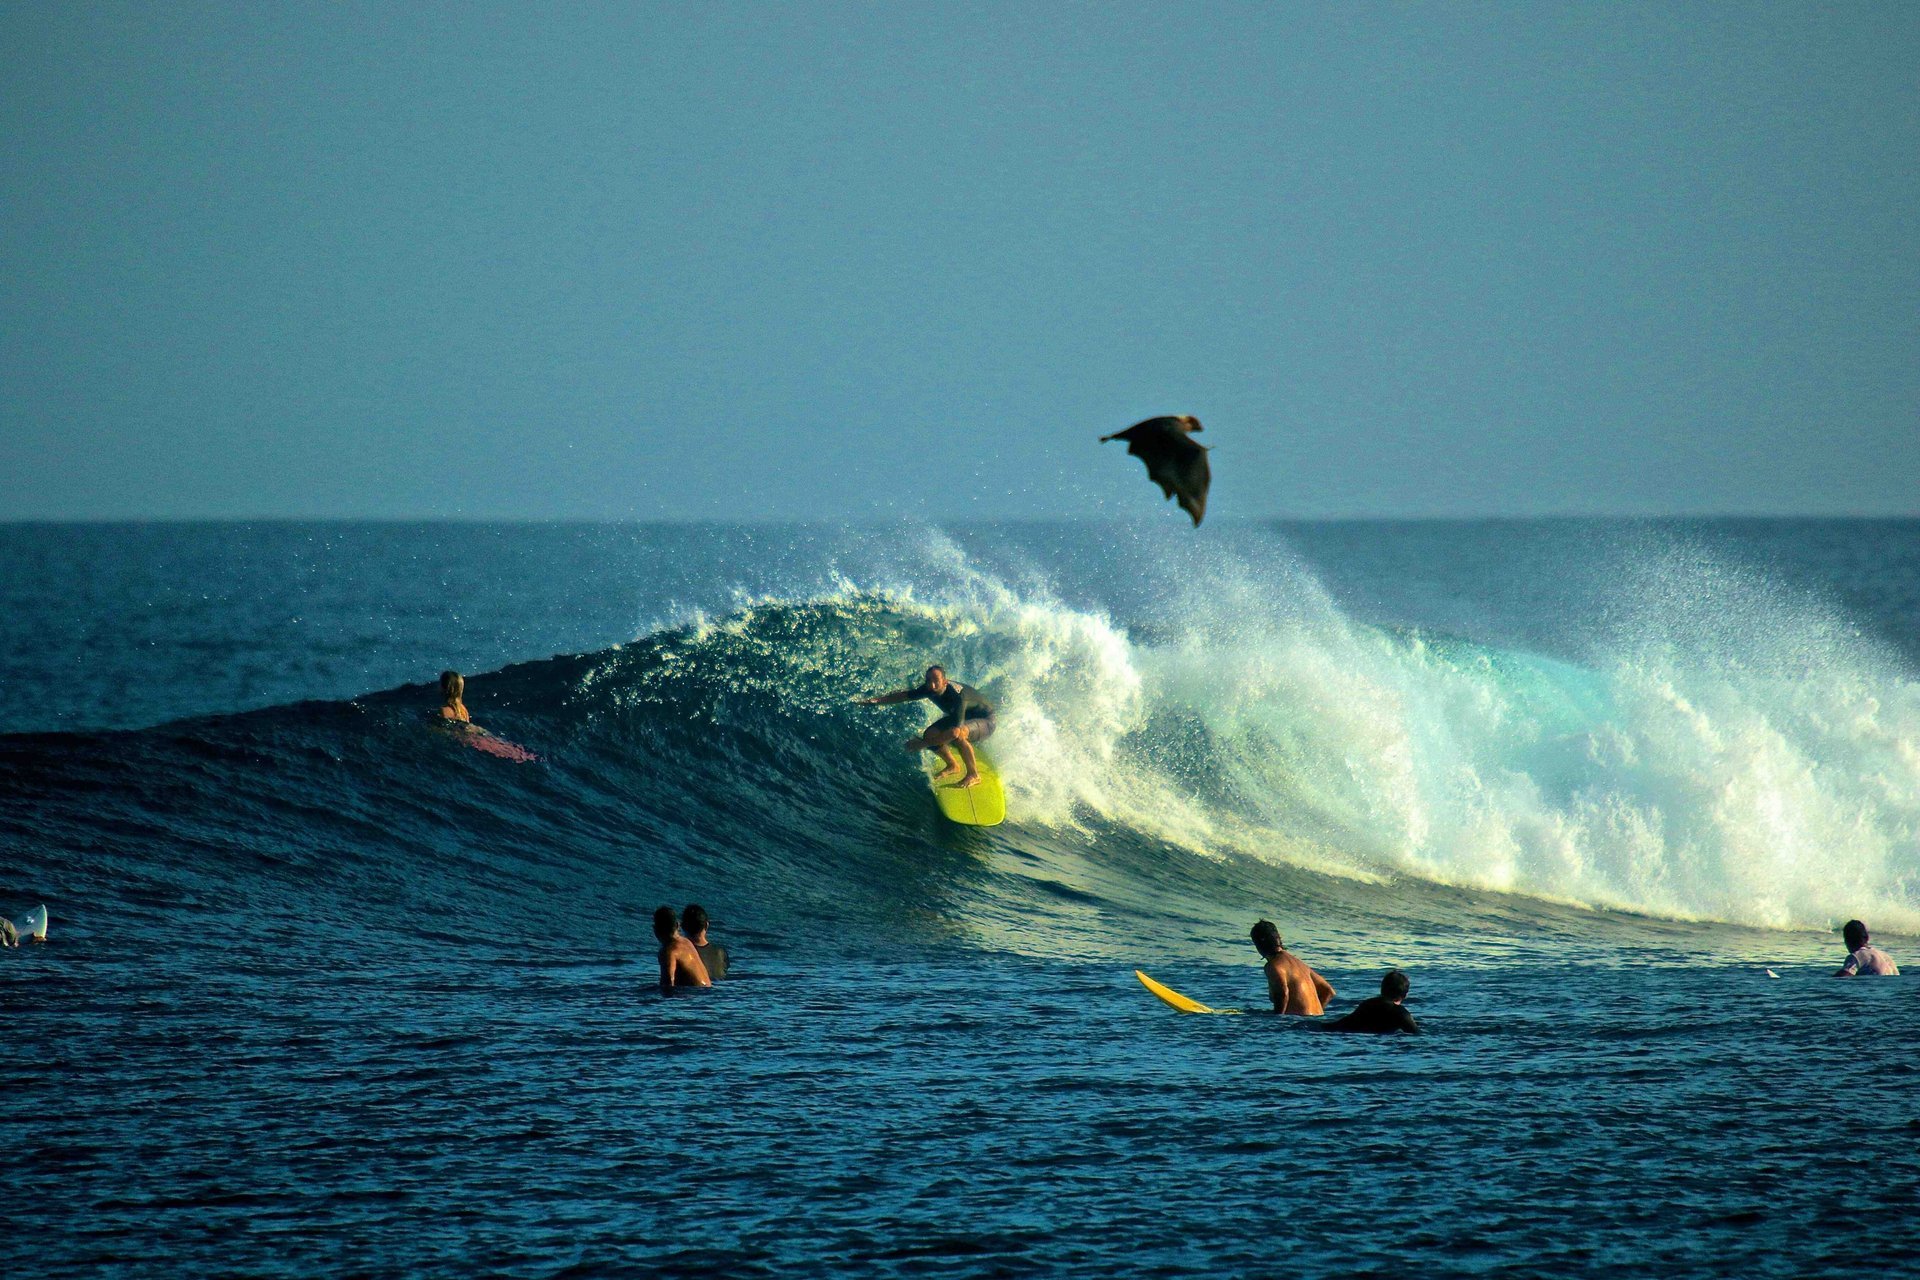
(681, 903), (728, 980)
(1834, 920), (1900, 977)
(1250, 920), (1335, 1015)
(655, 906), (711, 994)
(1327, 970), (1421, 1034)
(440, 670), (471, 724)
(856, 665), (997, 788)
(434, 669), (539, 762)
(1100, 415), (1211, 527)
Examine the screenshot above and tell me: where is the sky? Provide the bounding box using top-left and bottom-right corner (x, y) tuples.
(2, 1), (1916, 520)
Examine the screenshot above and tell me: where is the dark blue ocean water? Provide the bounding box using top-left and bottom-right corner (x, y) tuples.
(2, 520), (1917, 1277)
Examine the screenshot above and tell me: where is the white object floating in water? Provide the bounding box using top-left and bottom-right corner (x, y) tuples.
(1765, 968), (1779, 979)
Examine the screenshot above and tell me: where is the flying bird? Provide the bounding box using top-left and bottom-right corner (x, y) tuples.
(1099, 415), (1210, 526)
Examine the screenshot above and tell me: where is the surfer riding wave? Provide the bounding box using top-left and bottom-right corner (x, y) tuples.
(856, 665), (997, 788)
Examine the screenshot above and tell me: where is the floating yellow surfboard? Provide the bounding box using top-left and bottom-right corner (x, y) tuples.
(1135, 970), (1241, 1015)
(928, 751), (1007, 826)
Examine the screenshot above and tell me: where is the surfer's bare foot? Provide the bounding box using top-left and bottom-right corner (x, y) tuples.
(960, 771), (981, 788)
(934, 763), (964, 780)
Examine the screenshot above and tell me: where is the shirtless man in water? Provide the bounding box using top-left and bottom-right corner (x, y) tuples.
(856, 666), (998, 788)
(1250, 920), (1335, 1015)
(654, 906), (711, 994)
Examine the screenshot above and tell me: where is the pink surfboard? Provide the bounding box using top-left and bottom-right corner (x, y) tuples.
(465, 730), (540, 763)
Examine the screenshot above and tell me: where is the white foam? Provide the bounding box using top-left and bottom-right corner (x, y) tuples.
(829, 529), (1920, 933)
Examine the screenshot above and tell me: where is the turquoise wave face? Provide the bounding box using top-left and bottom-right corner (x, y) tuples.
(5, 567), (1915, 956)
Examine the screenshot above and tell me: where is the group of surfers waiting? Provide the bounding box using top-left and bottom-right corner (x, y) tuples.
(435, 664), (1904, 1011)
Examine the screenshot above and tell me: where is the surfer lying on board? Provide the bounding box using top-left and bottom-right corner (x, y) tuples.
(1250, 920), (1335, 1015)
(855, 666), (997, 788)
(1327, 970), (1421, 1034)
(655, 906), (711, 994)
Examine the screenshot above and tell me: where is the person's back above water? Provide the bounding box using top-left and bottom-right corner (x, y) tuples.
(1328, 970), (1421, 1034)
(681, 903), (728, 980)
(654, 906), (711, 994)
(1249, 920), (1334, 1015)
(1835, 919), (1900, 977)
(439, 670), (471, 725)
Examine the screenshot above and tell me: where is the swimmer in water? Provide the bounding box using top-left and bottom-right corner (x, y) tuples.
(1327, 970), (1421, 1034)
(1250, 920), (1335, 1015)
(655, 906), (711, 994)
(1834, 919), (1900, 976)
(681, 903), (728, 980)
(439, 670), (471, 725)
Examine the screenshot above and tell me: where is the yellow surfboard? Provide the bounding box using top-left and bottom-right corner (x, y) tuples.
(928, 751), (1007, 826)
(1135, 970), (1241, 1015)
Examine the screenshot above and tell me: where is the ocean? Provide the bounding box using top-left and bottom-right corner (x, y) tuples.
(2, 519), (1916, 1277)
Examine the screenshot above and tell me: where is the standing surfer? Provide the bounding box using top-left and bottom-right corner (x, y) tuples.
(856, 666), (997, 788)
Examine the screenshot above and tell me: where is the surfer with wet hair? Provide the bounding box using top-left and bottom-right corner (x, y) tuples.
(439, 670), (470, 724)
(1250, 920), (1335, 1015)
(1327, 970), (1421, 1034)
(855, 666), (997, 789)
(681, 903), (728, 980)
(654, 906), (711, 994)
(1834, 920), (1899, 976)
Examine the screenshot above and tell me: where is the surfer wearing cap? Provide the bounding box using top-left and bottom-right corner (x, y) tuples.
(855, 666), (997, 789)
(681, 903), (728, 980)
(1834, 920), (1900, 976)
(654, 906), (711, 994)
(1250, 920), (1335, 1015)
(1327, 970), (1421, 1034)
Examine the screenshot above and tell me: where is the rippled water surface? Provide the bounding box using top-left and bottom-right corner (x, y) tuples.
(2, 521), (1917, 1276)
(9, 938), (1917, 1278)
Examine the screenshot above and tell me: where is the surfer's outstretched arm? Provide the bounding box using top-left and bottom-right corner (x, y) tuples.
(857, 689), (917, 706)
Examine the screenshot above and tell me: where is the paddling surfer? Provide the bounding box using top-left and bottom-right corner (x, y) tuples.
(1250, 920), (1335, 1015)
(1327, 970), (1421, 1034)
(655, 906), (711, 994)
(856, 666), (997, 788)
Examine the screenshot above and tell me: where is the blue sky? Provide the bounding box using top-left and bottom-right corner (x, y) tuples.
(3, 1), (1915, 519)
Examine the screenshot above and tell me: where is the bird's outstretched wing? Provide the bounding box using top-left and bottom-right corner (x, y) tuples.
(1100, 415), (1210, 526)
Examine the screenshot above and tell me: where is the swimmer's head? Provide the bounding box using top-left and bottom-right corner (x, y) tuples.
(653, 905), (679, 945)
(681, 903), (710, 939)
(1250, 920), (1281, 958)
(925, 665), (947, 693)
(1381, 970), (1410, 1002)
(1843, 920), (1869, 951)
(440, 670), (464, 703)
